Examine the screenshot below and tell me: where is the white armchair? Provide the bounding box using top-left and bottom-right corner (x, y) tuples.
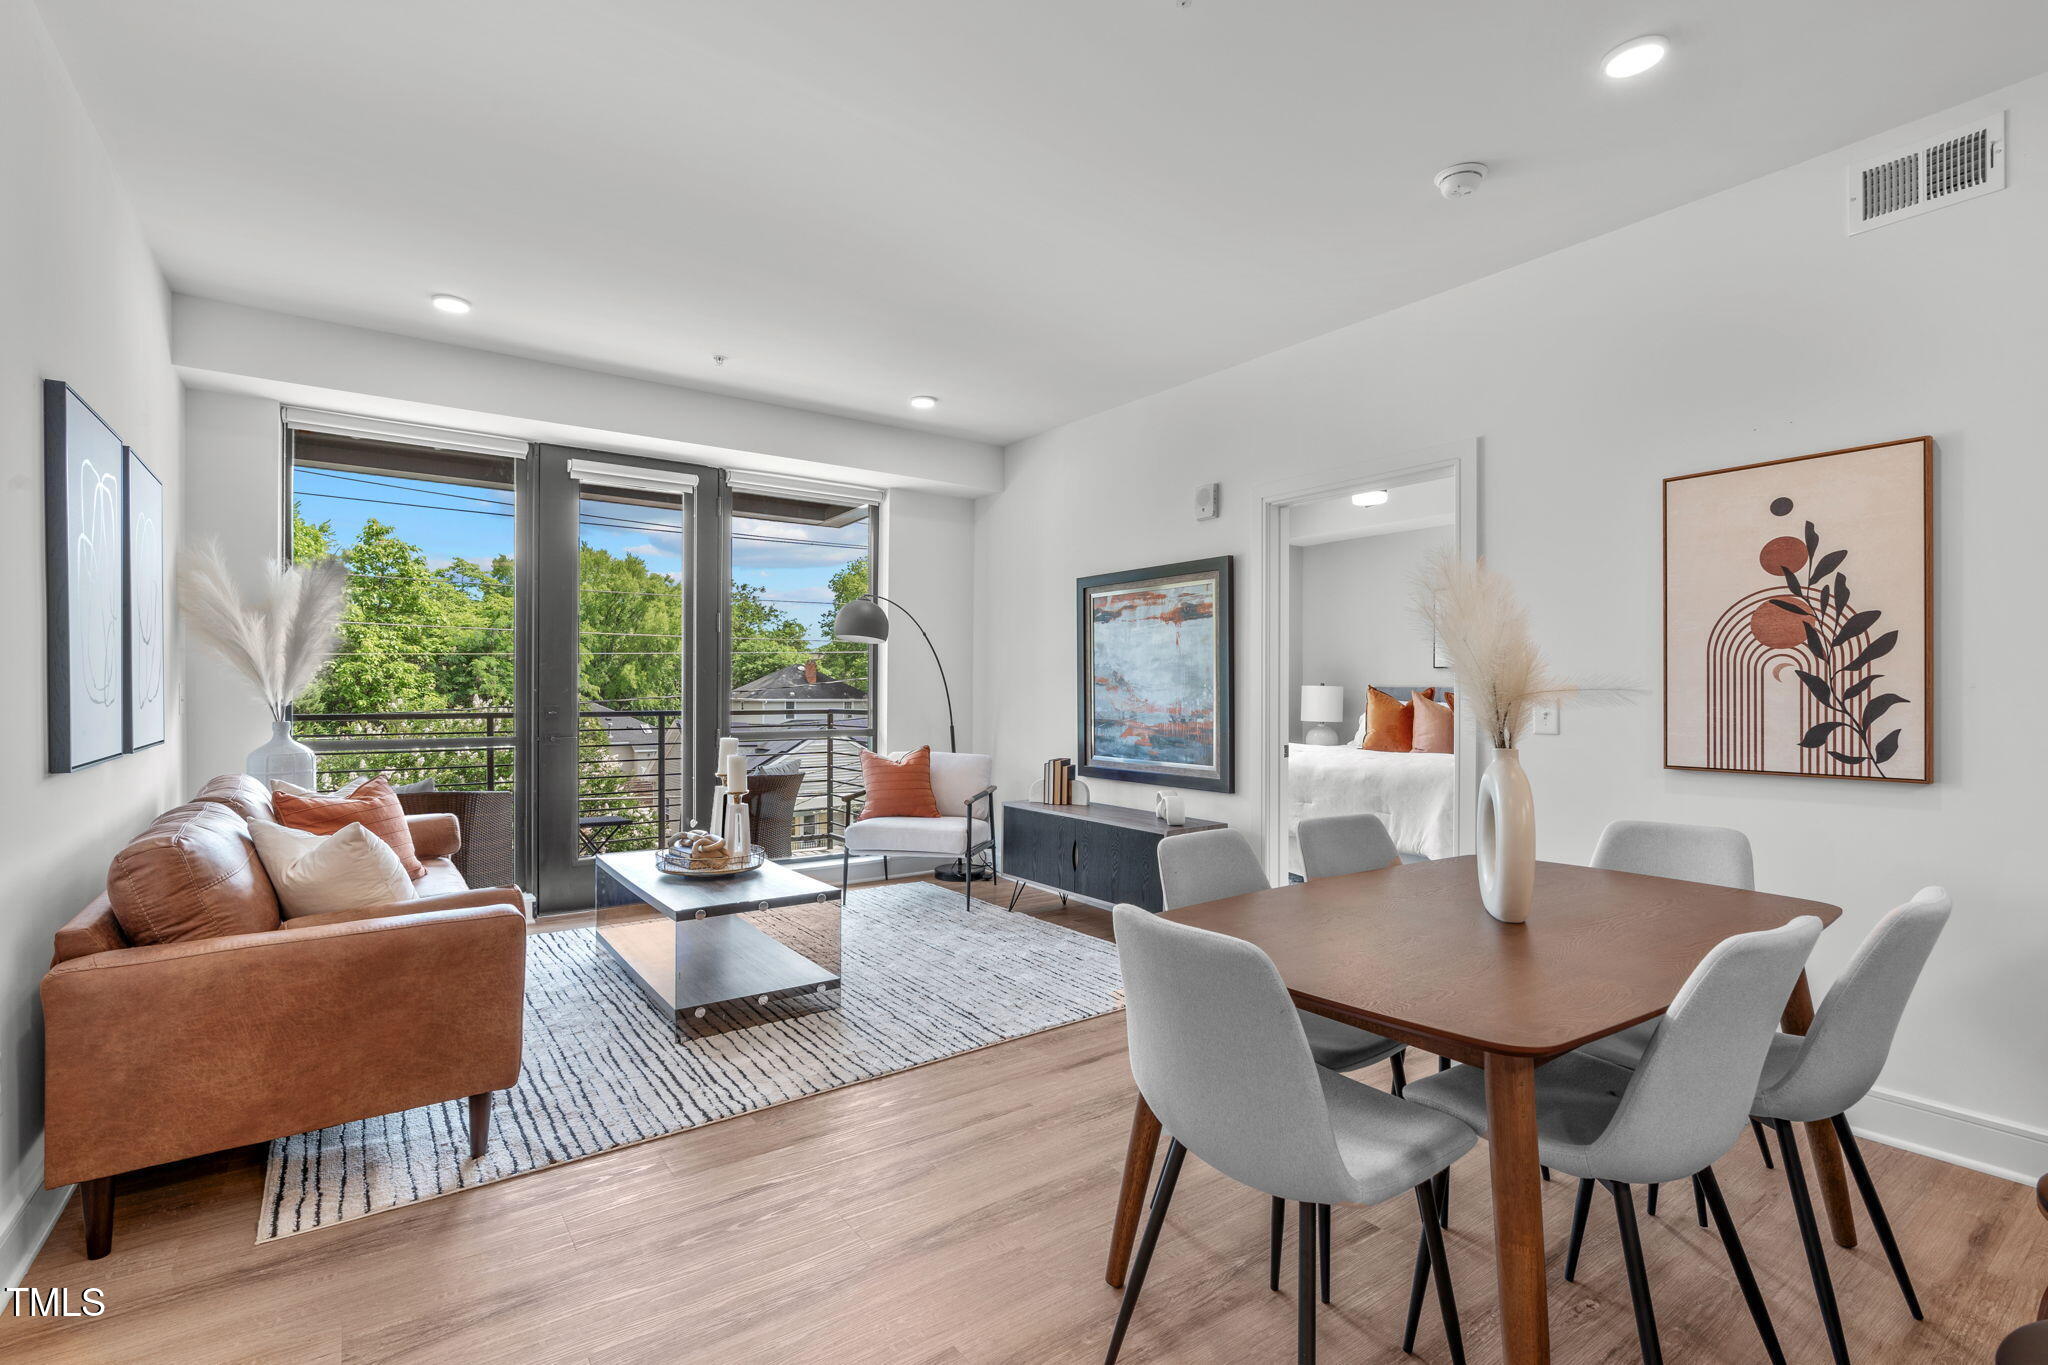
(839, 751), (998, 907)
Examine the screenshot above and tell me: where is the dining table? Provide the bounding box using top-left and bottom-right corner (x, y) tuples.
(1101, 855), (1847, 1365)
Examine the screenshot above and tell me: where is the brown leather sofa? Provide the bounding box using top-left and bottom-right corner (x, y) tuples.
(42, 775), (526, 1258)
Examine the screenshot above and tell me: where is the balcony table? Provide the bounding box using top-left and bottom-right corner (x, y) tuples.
(1100, 855), (1844, 1365)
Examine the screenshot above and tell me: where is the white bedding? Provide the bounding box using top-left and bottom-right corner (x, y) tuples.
(1285, 746), (1457, 874)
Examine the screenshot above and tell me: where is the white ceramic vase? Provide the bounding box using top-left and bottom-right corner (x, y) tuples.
(1476, 746), (1536, 924)
(246, 716), (318, 791)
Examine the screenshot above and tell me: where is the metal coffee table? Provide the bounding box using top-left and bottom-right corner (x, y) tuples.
(593, 850), (841, 1036)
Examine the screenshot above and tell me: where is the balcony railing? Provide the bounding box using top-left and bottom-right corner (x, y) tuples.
(293, 700), (873, 860)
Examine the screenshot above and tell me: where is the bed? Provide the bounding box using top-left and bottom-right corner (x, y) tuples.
(1284, 685), (1457, 874)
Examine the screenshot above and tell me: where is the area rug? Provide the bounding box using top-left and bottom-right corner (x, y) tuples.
(258, 880), (1121, 1241)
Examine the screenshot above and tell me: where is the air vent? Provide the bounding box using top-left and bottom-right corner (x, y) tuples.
(1847, 113), (2005, 235)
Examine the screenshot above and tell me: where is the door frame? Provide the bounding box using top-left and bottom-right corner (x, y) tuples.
(1255, 438), (1482, 878)
(520, 445), (730, 911)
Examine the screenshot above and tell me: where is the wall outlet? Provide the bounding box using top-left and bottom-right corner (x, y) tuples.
(1194, 482), (1220, 521)
(1527, 701), (1560, 736)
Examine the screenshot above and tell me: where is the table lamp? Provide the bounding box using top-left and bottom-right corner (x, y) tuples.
(1300, 684), (1345, 746)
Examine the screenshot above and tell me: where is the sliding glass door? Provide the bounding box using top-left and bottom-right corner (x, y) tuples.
(523, 447), (728, 911)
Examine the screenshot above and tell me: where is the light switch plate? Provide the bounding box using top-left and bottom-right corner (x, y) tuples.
(1527, 701), (1560, 735)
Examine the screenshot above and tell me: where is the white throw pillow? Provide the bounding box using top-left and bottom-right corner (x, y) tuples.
(250, 819), (417, 919)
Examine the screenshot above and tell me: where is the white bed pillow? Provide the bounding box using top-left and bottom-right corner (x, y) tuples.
(250, 819), (417, 919)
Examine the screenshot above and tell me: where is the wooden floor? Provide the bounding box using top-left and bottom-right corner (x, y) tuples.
(8, 875), (2042, 1363)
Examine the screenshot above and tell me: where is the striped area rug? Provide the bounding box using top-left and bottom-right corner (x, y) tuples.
(258, 880), (1122, 1241)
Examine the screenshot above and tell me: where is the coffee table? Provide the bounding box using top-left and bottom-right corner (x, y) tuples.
(593, 849), (841, 1036)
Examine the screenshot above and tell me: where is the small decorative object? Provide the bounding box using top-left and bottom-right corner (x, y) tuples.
(179, 539), (348, 791)
(657, 831), (766, 878)
(124, 448), (166, 752)
(1077, 556), (1234, 793)
(1413, 554), (1593, 924)
(1664, 439), (1931, 782)
(1154, 791), (1185, 826)
(44, 382), (128, 773)
(1299, 683), (1345, 745)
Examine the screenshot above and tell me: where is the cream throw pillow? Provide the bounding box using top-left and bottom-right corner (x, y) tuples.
(250, 819), (417, 919)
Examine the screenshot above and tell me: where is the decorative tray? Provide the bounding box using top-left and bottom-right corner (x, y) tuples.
(654, 844), (767, 879)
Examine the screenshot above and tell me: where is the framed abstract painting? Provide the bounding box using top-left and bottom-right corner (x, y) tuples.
(44, 381), (129, 773)
(125, 447), (167, 752)
(1076, 556), (1233, 793)
(1664, 437), (1932, 783)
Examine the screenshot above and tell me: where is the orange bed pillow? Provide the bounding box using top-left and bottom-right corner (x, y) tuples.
(1359, 686), (1415, 752)
(1410, 691), (1454, 753)
(858, 746), (941, 819)
(272, 775), (425, 879)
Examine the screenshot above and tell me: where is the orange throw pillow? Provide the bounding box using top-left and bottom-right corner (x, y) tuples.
(272, 775), (425, 879)
(1410, 692), (1454, 753)
(858, 746), (941, 819)
(1360, 687), (1415, 752)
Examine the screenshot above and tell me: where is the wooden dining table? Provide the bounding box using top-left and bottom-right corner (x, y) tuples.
(1101, 855), (1848, 1365)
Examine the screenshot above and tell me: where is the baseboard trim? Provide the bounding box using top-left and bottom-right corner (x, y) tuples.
(1849, 1086), (2048, 1187)
(3, 1182), (70, 1290)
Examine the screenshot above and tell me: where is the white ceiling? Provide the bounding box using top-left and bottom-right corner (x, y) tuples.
(38, 1), (2048, 445)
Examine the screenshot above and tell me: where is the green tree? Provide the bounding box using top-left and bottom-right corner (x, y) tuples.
(815, 555), (871, 688)
(577, 545), (684, 706)
(730, 580), (813, 688)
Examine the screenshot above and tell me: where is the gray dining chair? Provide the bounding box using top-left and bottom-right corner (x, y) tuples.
(1570, 888), (1951, 1365)
(1404, 915), (1824, 1365)
(1105, 903), (1475, 1365)
(1296, 812), (1401, 880)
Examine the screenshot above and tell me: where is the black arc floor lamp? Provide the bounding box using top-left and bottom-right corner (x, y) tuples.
(831, 592), (986, 881)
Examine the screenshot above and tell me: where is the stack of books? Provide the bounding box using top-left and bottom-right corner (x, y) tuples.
(1042, 757), (1075, 805)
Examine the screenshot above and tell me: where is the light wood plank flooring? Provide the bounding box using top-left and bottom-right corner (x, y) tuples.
(6, 876), (2041, 1363)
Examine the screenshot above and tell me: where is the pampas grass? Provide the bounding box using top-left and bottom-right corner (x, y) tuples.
(1411, 553), (1618, 750)
(180, 541), (348, 719)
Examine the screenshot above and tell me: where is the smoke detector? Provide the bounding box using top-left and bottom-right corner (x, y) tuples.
(1435, 162), (1488, 199)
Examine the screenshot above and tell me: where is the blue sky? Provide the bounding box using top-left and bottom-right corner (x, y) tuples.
(293, 468), (866, 623)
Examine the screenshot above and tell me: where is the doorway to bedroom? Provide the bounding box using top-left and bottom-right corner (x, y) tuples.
(1258, 444), (1478, 879)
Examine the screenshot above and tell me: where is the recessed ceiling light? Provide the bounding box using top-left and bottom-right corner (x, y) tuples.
(908, 395), (940, 410)
(430, 293), (472, 315)
(1351, 489), (1391, 507)
(1601, 35), (1668, 79)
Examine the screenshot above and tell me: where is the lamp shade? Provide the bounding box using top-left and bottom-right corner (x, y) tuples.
(1300, 684), (1345, 724)
(831, 596), (891, 644)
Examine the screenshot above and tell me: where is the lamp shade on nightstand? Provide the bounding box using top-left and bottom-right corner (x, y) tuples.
(1301, 684), (1345, 746)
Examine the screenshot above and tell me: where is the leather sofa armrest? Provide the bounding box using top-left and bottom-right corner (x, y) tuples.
(405, 811), (461, 861)
(41, 905), (526, 1188)
(285, 886), (523, 929)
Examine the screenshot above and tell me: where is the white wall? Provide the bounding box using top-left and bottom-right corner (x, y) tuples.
(0, 0), (182, 1276)
(975, 74), (2048, 1178)
(1291, 524), (1454, 736)
(878, 489), (975, 755)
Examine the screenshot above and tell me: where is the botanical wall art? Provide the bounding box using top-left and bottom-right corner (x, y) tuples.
(1076, 556), (1233, 793)
(1664, 438), (1932, 783)
(125, 448), (167, 751)
(44, 381), (129, 772)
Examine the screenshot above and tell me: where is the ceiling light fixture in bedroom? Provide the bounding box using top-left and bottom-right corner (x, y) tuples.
(430, 293), (472, 314)
(1601, 35), (1668, 79)
(1351, 489), (1391, 507)
(908, 395), (940, 410)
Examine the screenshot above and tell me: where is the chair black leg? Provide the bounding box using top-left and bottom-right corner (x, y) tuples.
(1774, 1118), (1853, 1365)
(1697, 1167), (1787, 1365)
(1402, 1229), (1431, 1353)
(1390, 1049), (1408, 1096)
(1542, 1165), (1552, 1182)
(1317, 1203), (1332, 1305)
(1104, 1139), (1187, 1364)
(1433, 1165), (1450, 1229)
(1297, 1200), (1318, 1365)
(1608, 1181), (1664, 1365)
(1414, 1179), (1466, 1365)
(1692, 1173), (1708, 1229)
(1565, 1176), (1594, 1282)
(1752, 1117), (1775, 1168)
(1270, 1196), (1286, 1292)
(1438, 1055), (1451, 1072)
(840, 848), (850, 903)
(1831, 1114), (1923, 1320)
(1647, 1182), (1660, 1217)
